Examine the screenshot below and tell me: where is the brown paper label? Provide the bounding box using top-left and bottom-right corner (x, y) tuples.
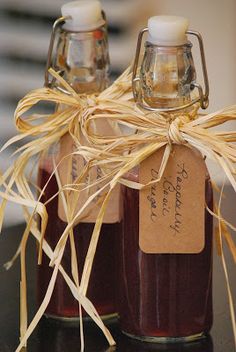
(57, 121), (121, 224)
(139, 145), (206, 254)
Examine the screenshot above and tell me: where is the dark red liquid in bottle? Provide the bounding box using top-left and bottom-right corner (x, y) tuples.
(37, 165), (120, 319)
(118, 173), (213, 340)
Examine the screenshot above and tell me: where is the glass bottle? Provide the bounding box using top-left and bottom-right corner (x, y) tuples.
(118, 16), (213, 341)
(37, 0), (121, 321)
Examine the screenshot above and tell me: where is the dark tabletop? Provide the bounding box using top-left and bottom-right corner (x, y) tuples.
(0, 186), (236, 352)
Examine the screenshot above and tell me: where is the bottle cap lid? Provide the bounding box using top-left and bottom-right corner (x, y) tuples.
(147, 16), (189, 46)
(61, 0), (105, 32)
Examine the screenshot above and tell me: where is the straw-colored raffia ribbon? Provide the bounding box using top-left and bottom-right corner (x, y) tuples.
(0, 67), (236, 351)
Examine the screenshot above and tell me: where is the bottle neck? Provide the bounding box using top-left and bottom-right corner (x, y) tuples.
(53, 25), (109, 94)
(140, 42), (196, 109)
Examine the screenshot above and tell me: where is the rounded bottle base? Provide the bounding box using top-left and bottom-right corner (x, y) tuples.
(122, 330), (206, 344)
(44, 312), (118, 325)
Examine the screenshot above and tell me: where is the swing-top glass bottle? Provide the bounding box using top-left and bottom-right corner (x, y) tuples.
(38, 0), (121, 321)
(118, 16), (213, 342)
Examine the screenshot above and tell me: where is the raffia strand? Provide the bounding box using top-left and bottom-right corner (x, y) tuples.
(0, 67), (235, 351)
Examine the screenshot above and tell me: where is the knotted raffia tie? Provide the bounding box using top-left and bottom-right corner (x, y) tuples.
(0, 67), (236, 351)
(167, 116), (188, 145)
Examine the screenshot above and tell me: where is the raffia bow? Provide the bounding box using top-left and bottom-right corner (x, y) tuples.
(0, 67), (236, 351)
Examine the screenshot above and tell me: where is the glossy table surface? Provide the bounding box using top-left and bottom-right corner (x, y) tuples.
(0, 186), (235, 352)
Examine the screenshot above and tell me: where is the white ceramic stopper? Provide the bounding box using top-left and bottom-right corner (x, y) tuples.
(147, 16), (189, 46)
(61, 0), (105, 32)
